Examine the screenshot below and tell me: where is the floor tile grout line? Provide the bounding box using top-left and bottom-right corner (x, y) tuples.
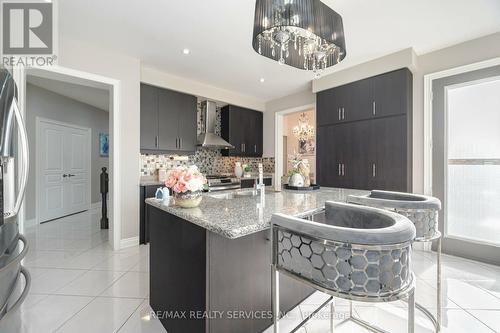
(51, 295), (98, 333)
(461, 308), (498, 333)
(45, 268), (93, 295)
(116, 298), (148, 333)
(50, 270), (127, 298)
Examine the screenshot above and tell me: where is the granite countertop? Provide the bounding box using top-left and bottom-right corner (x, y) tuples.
(140, 180), (165, 186)
(146, 187), (368, 240)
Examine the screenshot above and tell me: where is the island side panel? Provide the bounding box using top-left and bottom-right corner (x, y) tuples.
(207, 229), (315, 333)
(149, 206), (207, 333)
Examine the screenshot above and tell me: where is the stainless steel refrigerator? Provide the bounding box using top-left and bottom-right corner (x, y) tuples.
(0, 68), (30, 328)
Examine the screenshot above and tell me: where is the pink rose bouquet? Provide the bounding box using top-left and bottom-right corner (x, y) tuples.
(165, 165), (207, 194)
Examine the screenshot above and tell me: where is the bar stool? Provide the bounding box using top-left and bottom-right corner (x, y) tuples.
(348, 190), (442, 332)
(271, 201), (417, 333)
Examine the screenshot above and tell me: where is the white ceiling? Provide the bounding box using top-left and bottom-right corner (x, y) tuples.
(27, 75), (110, 111)
(59, 0), (500, 102)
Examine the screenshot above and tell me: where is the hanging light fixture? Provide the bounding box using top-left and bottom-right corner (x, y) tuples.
(252, 0), (346, 78)
(292, 112), (315, 142)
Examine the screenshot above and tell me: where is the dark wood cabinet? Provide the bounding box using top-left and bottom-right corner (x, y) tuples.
(316, 68), (412, 192)
(141, 83), (197, 154)
(140, 84), (159, 151)
(240, 177), (272, 189)
(139, 184), (164, 244)
(221, 105), (263, 157)
(317, 68), (412, 127)
(371, 69), (412, 118)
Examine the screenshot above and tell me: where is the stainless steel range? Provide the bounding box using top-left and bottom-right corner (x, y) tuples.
(205, 175), (241, 192)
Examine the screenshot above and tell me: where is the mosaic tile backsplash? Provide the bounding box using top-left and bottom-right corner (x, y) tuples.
(140, 102), (275, 177)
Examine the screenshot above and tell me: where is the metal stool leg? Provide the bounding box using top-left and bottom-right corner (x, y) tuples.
(437, 237), (442, 332)
(330, 301), (335, 333)
(408, 289), (415, 333)
(272, 264), (280, 333)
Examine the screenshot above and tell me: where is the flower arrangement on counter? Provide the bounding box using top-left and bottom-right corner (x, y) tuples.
(165, 165), (207, 208)
(287, 152), (311, 187)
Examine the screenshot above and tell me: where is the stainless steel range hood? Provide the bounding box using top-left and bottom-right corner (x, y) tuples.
(197, 100), (234, 149)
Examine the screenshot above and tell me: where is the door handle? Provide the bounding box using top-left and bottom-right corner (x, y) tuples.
(372, 101), (376, 116)
(179, 137), (182, 149)
(155, 136), (158, 148)
(342, 108), (345, 120)
(68, 174), (76, 177)
(338, 163), (341, 176)
(342, 163), (345, 176)
(372, 163), (376, 178)
(338, 108), (341, 120)
(254, 145), (257, 153)
(62, 174), (68, 178)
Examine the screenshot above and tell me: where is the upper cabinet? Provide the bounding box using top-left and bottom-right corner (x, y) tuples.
(140, 84), (197, 154)
(316, 68), (412, 126)
(221, 105), (263, 157)
(316, 68), (412, 192)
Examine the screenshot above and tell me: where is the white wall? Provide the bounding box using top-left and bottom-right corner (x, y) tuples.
(58, 37), (141, 241)
(263, 90), (316, 158)
(413, 32), (500, 193)
(25, 83), (109, 221)
(141, 66), (266, 111)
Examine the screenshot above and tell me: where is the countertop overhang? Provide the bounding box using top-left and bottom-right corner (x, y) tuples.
(146, 187), (368, 239)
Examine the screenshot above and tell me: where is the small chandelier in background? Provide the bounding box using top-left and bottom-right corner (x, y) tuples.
(252, 0), (346, 78)
(292, 113), (315, 142)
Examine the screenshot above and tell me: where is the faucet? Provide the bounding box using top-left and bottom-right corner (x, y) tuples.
(255, 163), (265, 205)
(255, 163), (265, 191)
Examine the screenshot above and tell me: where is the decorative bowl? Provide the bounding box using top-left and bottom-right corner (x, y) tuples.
(174, 191), (203, 208)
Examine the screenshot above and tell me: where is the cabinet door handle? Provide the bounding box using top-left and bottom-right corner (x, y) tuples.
(62, 174), (68, 178)
(155, 136), (158, 148)
(342, 163), (345, 176)
(342, 108), (345, 120)
(338, 108), (341, 120)
(179, 138), (182, 149)
(338, 163), (341, 176)
(372, 163), (376, 178)
(372, 101), (376, 116)
(254, 144), (257, 153)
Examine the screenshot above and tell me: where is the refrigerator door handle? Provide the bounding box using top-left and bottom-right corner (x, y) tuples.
(11, 98), (29, 217)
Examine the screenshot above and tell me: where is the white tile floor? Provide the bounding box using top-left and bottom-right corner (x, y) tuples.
(10, 208), (500, 333)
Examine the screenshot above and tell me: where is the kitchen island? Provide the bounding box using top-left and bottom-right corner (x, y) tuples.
(146, 187), (368, 333)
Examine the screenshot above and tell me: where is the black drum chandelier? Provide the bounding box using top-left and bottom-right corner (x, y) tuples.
(252, 0), (346, 77)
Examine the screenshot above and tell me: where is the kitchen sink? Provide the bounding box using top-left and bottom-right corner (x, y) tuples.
(208, 190), (259, 200)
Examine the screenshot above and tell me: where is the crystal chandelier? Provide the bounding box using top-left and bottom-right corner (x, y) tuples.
(292, 113), (315, 141)
(252, 0), (346, 77)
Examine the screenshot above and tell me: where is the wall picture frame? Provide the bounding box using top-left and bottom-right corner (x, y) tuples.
(100, 133), (109, 157)
(299, 138), (315, 155)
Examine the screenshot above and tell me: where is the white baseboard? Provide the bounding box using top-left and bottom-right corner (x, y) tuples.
(91, 202), (101, 210)
(120, 236), (139, 249)
(91, 200), (109, 210)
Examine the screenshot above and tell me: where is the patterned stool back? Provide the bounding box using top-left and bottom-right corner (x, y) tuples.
(348, 190), (442, 241)
(272, 202), (416, 301)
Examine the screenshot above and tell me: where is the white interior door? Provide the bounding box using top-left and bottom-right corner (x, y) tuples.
(38, 119), (90, 223)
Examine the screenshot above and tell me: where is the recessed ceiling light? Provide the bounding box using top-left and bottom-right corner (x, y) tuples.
(182, 48), (190, 55)
(260, 78), (265, 83)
